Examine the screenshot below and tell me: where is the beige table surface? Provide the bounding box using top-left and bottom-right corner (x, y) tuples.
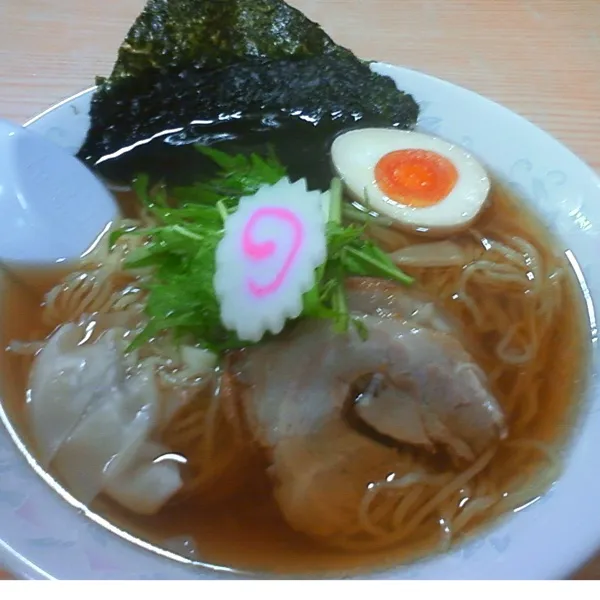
(0, 0), (599, 581)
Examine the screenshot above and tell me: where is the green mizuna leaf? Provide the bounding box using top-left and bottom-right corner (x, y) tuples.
(118, 149), (413, 354)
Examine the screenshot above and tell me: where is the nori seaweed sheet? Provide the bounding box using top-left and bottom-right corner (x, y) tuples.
(81, 56), (419, 188)
(106, 0), (354, 82)
(78, 0), (420, 188)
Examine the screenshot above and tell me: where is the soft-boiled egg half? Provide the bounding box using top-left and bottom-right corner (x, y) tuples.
(331, 128), (491, 236)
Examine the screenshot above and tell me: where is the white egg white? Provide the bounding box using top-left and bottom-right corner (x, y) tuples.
(331, 128), (491, 236)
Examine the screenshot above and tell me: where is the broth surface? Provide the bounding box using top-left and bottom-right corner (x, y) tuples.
(0, 182), (591, 576)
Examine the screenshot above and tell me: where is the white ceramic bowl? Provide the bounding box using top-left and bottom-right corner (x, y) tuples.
(0, 63), (599, 580)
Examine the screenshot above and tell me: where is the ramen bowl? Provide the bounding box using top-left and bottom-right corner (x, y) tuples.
(0, 63), (599, 580)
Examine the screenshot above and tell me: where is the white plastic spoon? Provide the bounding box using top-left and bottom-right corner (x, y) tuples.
(0, 118), (118, 265)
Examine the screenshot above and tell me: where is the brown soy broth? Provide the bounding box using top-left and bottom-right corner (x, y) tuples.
(0, 265), (422, 575)
(455, 184), (588, 445)
(0, 264), (70, 439)
(92, 459), (440, 575)
(0, 182), (591, 576)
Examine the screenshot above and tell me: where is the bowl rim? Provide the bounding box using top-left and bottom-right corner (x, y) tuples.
(1, 62), (599, 580)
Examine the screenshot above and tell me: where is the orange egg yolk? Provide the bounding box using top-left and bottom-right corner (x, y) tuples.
(374, 149), (458, 207)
